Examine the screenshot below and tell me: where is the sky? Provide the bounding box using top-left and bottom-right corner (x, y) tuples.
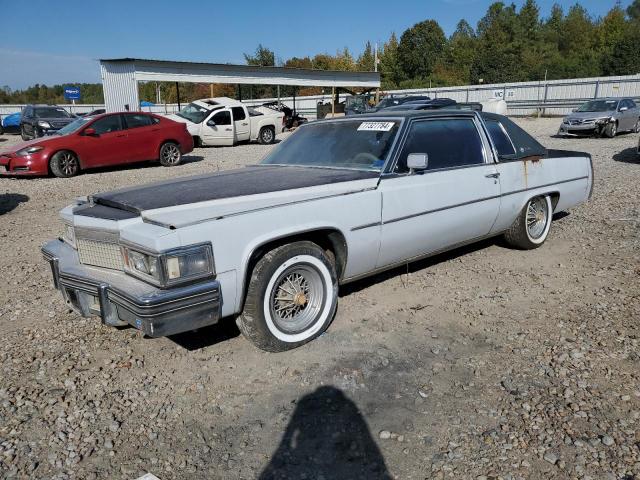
(0, 0), (633, 90)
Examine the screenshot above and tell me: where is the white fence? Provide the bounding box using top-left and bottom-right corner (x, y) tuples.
(3, 73), (640, 120)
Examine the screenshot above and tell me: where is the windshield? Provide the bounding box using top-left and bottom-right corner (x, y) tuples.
(56, 117), (92, 136)
(261, 120), (401, 171)
(576, 100), (618, 112)
(176, 103), (212, 123)
(34, 107), (71, 118)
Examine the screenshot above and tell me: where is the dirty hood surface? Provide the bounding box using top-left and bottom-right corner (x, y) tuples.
(88, 166), (380, 227)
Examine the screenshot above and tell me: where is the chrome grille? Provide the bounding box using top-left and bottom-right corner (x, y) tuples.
(76, 238), (123, 271)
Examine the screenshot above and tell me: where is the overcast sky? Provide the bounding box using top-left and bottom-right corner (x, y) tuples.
(0, 0), (632, 90)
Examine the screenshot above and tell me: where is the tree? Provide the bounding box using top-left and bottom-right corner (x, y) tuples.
(434, 20), (477, 85)
(243, 44), (275, 67)
(379, 33), (402, 88)
(357, 41), (375, 71)
(397, 20), (446, 81)
(627, 0), (640, 20)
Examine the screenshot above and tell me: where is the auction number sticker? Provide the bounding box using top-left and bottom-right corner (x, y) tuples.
(357, 121), (395, 132)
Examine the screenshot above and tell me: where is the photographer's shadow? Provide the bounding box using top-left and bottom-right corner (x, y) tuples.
(260, 386), (391, 480)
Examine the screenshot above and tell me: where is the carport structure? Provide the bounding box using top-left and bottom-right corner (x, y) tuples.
(99, 58), (380, 113)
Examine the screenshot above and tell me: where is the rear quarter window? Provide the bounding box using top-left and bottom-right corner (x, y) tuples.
(485, 120), (516, 157)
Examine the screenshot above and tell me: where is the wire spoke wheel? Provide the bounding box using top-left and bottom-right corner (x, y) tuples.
(161, 143), (180, 165)
(269, 264), (324, 335)
(526, 197), (548, 240)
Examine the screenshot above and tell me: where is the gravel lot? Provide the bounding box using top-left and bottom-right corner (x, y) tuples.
(1, 118), (639, 480)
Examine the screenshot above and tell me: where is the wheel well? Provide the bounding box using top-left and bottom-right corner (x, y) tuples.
(549, 192), (560, 210)
(242, 229), (348, 307)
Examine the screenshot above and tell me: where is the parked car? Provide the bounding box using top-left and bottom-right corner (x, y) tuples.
(261, 102), (308, 129)
(169, 97), (284, 146)
(1, 112), (22, 134)
(0, 112), (193, 177)
(345, 94), (432, 115)
(20, 105), (76, 140)
(77, 109), (106, 117)
(41, 110), (593, 352)
(558, 97), (640, 137)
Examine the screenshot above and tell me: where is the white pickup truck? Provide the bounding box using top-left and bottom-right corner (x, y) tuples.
(169, 97), (284, 147)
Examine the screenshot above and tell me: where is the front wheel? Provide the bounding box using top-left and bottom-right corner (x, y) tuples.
(159, 142), (182, 167)
(21, 126), (29, 141)
(633, 118), (640, 133)
(603, 121), (617, 138)
(49, 150), (80, 178)
(503, 195), (553, 250)
(258, 126), (275, 145)
(237, 241), (338, 352)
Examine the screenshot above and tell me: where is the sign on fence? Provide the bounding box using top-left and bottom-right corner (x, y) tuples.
(63, 86), (81, 101)
(493, 89), (515, 99)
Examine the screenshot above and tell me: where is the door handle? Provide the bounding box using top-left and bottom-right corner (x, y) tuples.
(116, 134), (127, 138)
(485, 172), (500, 179)
(241, 122), (248, 126)
(225, 128), (232, 131)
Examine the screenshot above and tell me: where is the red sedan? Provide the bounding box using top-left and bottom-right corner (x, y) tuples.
(0, 112), (194, 177)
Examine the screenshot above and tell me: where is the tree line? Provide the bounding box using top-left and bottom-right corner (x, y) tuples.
(2, 0), (639, 105)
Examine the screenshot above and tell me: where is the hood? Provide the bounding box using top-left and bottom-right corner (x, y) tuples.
(82, 166), (380, 228)
(565, 111), (613, 121)
(167, 114), (190, 124)
(0, 137), (52, 156)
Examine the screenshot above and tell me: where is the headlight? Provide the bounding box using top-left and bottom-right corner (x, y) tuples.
(122, 243), (214, 287)
(16, 146), (44, 157)
(595, 117), (611, 124)
(62, 224), (76, 248)
(37, 121), (51, 128)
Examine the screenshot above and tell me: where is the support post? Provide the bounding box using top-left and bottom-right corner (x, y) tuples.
(175, 82), (181, 111)
(277, 85), (281, 106)
(210, 84), (214, 97)
(331, 87), (336, 117)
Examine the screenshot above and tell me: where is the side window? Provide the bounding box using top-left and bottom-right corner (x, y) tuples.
(629, 100), (637, 109)
(124, 114), (153, 129)
(91, 115), (123, 135)
(485, 120), (516, 157)
(231, 107), (246, 121)
(210, 110), (231, 126)
(24, 107), (33, 117)
(396, 118), (485, 173)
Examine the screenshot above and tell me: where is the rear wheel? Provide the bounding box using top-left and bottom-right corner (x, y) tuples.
(258, 126), (275, 145)
(159, 142), (182, 167)
(633, 118), (640, 133)
(49, 151), (80, 178)
(603, 121), (617, 138)
(237, 241), (338, 352)
(504, 195), (553, 250)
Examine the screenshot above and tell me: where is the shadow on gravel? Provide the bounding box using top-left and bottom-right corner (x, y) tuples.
(259, 386), (391, 480)
(0, 193), (29, 214)
(167, 317), (241, 351)
(613, 147), (640, 164)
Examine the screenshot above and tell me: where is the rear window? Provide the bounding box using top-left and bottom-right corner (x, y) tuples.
(124, 114), (153, 129)
(484, 114), (546, 159)
(485, 120), (516, 157)
(231, 107), (246, 121)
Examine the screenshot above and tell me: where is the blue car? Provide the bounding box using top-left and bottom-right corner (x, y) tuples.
(1, 112), (21, 134)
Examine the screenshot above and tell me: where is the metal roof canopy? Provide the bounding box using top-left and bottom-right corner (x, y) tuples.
(99, 58), (380, 112)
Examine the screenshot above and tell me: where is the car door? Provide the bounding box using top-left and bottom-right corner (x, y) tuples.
(377, 116), (501, 268)
(122, 113), (157, 161)
(75, 114), (128, 168)
(231, 106), (250, 142)
(622, 100), (637, 131)
(201, 109), (234, 146)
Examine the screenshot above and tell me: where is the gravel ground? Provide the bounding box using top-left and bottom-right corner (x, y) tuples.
(0, 119), (639, 480)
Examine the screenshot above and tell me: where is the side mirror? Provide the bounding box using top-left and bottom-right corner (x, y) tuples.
(407, 153), (428, 172)
(207, 119), (216, 126)
(619, 106), (628, 112)
(83, 127), (97, 136)
(571, 109), (577, 113)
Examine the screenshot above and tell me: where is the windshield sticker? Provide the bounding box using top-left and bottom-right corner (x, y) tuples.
(358, 121), (395, 132)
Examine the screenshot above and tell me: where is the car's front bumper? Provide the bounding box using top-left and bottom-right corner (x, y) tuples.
(42, 239), (222, 337)
(0, 153), (49, 176)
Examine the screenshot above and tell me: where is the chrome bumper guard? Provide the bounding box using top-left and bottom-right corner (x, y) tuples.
(42, 239), (222, 337)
